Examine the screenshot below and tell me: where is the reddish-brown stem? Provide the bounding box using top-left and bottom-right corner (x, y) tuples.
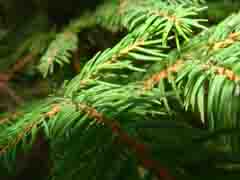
(79, 104), (174, 180)
(72, 49), (81, 73)
(0, 53), (36, 106)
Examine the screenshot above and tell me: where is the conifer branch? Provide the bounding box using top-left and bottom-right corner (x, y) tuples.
(2, 1), (240, 179)
(78, 103), (174, 180)
(38, 31), (78, 77)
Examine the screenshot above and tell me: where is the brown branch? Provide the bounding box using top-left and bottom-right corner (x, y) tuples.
(211, 32), (240, 51)
(9, 53), (36, 78)
(79, 103), (174, 180)
(0, 112), (22, 125)
(111, 38), (145, 63)
(72, 49), (81, 73)
(0, 51), (37, 85)
(143, 60), (240, 93)
(0, 73), (10, 82)
(153, 10), (178, 24)
(0, 82), (23, 105)
(143, 60), (183, 90)
(0, 121), (37, 155)
(45, 105), (61, 118)
(0, 105), (61, 155)
(202, 63), (240, 81)
(0, 53), (37, 107)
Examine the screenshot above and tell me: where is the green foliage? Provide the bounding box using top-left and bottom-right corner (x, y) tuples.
(1, 0), (240, 180)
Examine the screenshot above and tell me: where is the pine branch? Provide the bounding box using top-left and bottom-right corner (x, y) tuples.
(78, 103), (174, 180)
(38, 12), (98, 77)
(38, 31), (78, 77)
(37, 0), (207, 78)
(143, 10), (240, 152)
(120, 0), (207, 49)
(64, 32), (167, 96)
(3, 1), (240, 180)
